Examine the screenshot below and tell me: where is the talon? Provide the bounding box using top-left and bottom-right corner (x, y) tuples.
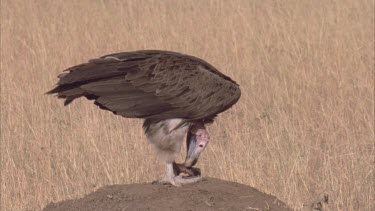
(170, 176), (183, 187)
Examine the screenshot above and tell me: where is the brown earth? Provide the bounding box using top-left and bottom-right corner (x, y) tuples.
(43, 177), (291, 211)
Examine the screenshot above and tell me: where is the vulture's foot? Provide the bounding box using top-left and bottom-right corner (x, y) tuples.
(173, 162), (201, 177)
(161, 162), (202, 187)
(169, 175), (202, 187)
(153, 175), (202, 187)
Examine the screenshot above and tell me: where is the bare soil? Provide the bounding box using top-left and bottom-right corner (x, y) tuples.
(43, 177), (291, 211)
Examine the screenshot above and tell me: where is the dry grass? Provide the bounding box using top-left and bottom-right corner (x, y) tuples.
(1, 0), (374, 210)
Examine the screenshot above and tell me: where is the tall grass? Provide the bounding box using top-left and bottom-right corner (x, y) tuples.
(1, 0), (374, 210)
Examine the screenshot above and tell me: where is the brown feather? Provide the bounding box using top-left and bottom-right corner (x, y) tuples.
(47, 50), (241, 121)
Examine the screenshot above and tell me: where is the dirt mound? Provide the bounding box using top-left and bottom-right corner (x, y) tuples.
(43, 177), (291, 211)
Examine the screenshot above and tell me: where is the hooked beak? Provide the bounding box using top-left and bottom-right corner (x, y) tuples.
(184, 129), (209, 167)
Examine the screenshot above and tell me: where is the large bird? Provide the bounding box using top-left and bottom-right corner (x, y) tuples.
(48, 50), (241, 186)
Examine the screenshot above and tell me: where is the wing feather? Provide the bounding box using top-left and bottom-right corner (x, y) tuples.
(48, 50), (241, 121)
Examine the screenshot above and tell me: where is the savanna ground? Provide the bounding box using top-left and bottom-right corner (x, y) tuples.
(43, 178), (292, 211)
(1, 0), (374, 210)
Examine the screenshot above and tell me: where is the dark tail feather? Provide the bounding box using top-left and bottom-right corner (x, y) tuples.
(63, 95), (82, 105)
(47, 83), (86, 106)
(46, 86), (61, 95)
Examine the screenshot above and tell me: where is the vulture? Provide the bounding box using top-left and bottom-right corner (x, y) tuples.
(48, 50), (241, 186)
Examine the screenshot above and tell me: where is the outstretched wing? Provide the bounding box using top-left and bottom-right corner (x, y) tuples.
(48, 50), (241, 121)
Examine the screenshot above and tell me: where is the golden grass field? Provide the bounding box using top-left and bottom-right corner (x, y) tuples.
(1, 0), (374, 210)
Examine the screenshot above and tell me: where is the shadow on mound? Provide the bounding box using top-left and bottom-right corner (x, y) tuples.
(44, 177), (291, 211)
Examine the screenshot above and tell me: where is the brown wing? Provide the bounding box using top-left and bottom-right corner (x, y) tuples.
(47, 50), (241, 121)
